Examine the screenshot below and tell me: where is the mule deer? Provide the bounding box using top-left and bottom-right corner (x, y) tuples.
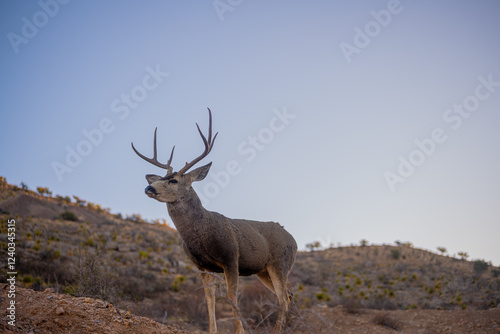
(132, 108), (297, 333)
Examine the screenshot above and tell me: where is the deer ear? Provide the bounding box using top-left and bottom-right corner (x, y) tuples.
(186, 162), (212, 182)
(146, 174), (162, 185)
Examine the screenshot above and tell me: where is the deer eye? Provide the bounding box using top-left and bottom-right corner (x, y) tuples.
(168, 179), (178, 184)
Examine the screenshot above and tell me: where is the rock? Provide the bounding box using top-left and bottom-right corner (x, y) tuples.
(105, 240), (118, 250)
(118, 244), (131, 252)
(56, 307), (65, 315)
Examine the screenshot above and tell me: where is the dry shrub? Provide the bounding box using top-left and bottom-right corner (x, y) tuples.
(127, 286), (209, 330)
(340, 297), (361, 314)
(239, 280), (279, 330)
(75, 248), (119, 303)
(373, 312), (401, 330)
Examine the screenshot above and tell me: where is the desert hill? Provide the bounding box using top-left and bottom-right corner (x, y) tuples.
(1, 177), (499, 333)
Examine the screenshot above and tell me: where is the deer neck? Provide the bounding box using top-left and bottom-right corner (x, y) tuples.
(166, 187), (210, 236)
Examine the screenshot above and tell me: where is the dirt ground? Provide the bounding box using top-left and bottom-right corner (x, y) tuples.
(292, 305), (500, 333)
(0, 284), (191, 334)
(1, 284), (499, 334)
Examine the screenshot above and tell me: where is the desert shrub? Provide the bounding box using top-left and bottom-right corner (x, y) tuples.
(75, 249), (118, 303)
(367, 295), (397, 310)
(60, 211), (78, 221)
(172, 275), (186, 292)
(316, 292), (331, 301)
(340, 297), (360, 314)
(305, 241), (322, 252)
(73, 196), (86, 206)
(40, 248), (62, 262)
(37, 187), (52, 196)
(473, 260), (489, 276)
(127, 214), (146, 224)
(390, 249), (401, 260)
(437, 247), (447, 255)
(22, 275), (33, 284)
(373, 313), (400, 330)
(83, 238), (94, 247)
(240, 280), (279, 330)
(168, 286), (209, 329)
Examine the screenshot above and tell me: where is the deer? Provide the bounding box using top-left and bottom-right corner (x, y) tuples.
(131, 108), (297, 333)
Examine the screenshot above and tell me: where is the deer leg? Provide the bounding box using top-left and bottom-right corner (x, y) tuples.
(201, 272), (218, 334)
(224, 266), (244, 334)
(267, 267), (291, 333)
(256, 271), (277, 295)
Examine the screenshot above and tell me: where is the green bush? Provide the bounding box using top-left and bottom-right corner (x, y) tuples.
(23, 275), (33, 284)
(390, 249), (401, 260)
(60, 211), (78, 221)
(316, 292), (331, 301)
(83, 238), (95, 247)
(473, 260), (489, 275)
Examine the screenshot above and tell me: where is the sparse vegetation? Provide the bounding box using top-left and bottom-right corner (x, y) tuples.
(305, 240), (322, 252)
(373, 313), (400, 330)
(60, 211), (78, 221)
(437, 247), (447, 255)
(36, 186), (52, 196)
(473, 260), (489, 276)
(390, 249), (401, 260)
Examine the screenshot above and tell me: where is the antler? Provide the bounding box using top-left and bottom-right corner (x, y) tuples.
(177, 108), (218, 175)
(131, 128), (175, 175)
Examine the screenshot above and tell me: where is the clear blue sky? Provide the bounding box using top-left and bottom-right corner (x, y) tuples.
(1, 1), (499, 265)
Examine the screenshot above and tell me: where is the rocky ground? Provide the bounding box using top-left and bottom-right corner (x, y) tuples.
(1, 284), (499, 333)
(0, 284), (191, 334)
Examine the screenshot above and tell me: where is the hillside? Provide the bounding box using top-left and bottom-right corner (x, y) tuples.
(1, 177), (500, 333)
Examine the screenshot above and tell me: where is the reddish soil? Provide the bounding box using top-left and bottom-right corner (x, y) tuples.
(1, 284), (499, 333)
(0, 284), (192, 334)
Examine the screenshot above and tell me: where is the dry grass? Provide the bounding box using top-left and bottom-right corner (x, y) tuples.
(373, 312), (401, 330)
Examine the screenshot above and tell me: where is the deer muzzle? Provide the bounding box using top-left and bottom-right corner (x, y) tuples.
(145, 185), (157, 197)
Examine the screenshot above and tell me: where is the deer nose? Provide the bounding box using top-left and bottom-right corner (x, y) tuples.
(145, 185), (157, 197)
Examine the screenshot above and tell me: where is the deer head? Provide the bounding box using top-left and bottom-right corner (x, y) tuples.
(131, 108), (218, 203)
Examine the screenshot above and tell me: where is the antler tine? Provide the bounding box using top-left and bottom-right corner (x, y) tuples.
(131, 128), (175, 174)
(166, 146), (175, 175)
(207, 107), (213, 143)
(177, 108), (218, 175)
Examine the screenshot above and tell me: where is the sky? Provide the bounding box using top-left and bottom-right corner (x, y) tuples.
(1, 1), (499, 265)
